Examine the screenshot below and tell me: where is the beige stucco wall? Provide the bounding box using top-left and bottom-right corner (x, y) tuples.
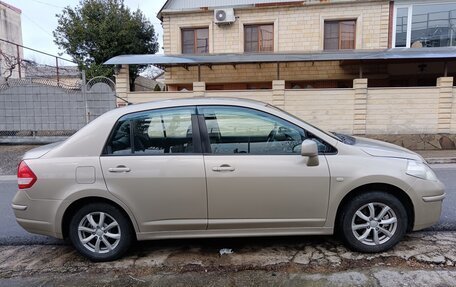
(284, 88), (355, 134)
(366, 88), (440, 134)
(161, 0), (390, 85)
(0, 2), (23, 80)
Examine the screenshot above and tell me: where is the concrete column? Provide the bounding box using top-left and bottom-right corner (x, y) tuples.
(272, 80), (285, 108)
(437, 77), (454, 134)
(193, 82), (206, 97)
(115, 64), (129, 106)
(353, 78), (368, 135)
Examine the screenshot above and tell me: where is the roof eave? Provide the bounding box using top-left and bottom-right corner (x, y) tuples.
(105, 47), (456, 67)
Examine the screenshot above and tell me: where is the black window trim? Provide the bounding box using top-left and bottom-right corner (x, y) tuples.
(101, 106), (203, 156)
(196, 105), (338, 156)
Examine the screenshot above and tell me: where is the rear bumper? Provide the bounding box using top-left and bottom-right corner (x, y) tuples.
(12, 190), (63, 239)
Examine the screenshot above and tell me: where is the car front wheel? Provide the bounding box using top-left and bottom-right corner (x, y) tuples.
(339, 191), (408, 253)
(69, 203), (133, 261)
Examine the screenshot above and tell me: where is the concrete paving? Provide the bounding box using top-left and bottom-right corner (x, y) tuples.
(1, 232), (456, 286)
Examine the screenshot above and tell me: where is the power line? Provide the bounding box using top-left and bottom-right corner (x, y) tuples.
(28, 0), (65, 9)
(21, 12), (55, 38)
(0, 1), (55, 38)
(0, 38), (76, 63)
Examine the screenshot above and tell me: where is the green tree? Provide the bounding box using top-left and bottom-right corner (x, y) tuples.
(54, 0), (158, 88)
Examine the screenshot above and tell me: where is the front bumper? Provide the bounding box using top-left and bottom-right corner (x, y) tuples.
(410, 178), (445, 231)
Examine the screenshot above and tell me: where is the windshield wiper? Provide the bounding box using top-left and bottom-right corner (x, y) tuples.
(331, 132), (356, 145)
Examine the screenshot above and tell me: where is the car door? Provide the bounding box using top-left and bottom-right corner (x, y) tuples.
(198, 105), (331, 230)
(100, 106), (208, 233)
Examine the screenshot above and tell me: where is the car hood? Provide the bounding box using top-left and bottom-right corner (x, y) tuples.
(354, 137), (424, 162)
(22, 142), (62, 160)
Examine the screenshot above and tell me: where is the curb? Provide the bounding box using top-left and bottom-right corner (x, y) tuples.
(426, 158), (456, 165)
(0, 175), (16, 181)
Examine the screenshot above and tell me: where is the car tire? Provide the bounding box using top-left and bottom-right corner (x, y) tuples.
(338, 191), (408, 253)
(69, 203), (133, 262)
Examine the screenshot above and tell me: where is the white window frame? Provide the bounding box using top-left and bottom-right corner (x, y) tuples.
(392, 4), (413, 48)
(392, 1), (456, 48)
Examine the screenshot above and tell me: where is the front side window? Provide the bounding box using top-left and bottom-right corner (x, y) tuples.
(244, 24), (274, 52)
(182, 28), (209, 54)
(394, 4), (456, 48)
(198, 106), (305, 155)
(105, 107), (196, 155)
(324, 20), (356, 50)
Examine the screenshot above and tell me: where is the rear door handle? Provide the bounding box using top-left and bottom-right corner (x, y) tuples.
(108, 165), (131, 173)
(212, 164), (235, 172)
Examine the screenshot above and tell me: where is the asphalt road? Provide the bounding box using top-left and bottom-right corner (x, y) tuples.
(0, 164), (455, 246)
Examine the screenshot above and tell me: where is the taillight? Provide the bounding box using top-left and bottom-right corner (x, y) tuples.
(17, 161), (37, 189)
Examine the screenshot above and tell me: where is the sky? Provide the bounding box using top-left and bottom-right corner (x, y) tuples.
(4, 0), (167, 65)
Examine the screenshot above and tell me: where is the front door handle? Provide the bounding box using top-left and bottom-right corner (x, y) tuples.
(212, 164), (235, 172)
(108, 165), (131, 173)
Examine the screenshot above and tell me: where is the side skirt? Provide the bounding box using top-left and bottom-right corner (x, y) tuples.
(136, 227), (334, 241)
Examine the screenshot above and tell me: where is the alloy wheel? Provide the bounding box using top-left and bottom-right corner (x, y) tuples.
(77, 212), (121, 254)
(351, 202), (398, 246)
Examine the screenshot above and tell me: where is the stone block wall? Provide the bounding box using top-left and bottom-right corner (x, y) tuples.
(162, 1), (390, 55)
(161, 0), (390, 86)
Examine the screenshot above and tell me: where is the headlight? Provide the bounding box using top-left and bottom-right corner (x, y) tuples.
(406, 160), (438, 181)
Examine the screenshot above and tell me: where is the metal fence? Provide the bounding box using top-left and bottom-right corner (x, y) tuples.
(0, 75), (116, 143)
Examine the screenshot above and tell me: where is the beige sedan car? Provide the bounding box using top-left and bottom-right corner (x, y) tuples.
(12, 98), (445, 261)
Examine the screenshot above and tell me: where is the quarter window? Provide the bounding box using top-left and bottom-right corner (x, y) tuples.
(324, 20), (356, 50)
(244, 24), (274, 52)
(182, 28), (209, 54)
(105, 107), (196, 155)
(198, 106), (305, 155)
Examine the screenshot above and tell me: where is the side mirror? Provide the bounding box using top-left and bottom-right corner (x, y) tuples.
(301, 140), (319, 166)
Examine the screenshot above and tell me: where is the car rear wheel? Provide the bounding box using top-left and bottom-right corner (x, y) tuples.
(338, 191), (408, 253)
(69, 203), (133, 261)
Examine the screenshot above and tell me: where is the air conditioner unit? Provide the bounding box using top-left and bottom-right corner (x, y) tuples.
(214, 8), (235, 25)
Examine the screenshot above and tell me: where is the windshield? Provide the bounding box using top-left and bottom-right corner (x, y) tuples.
(266, 104), (342, 142)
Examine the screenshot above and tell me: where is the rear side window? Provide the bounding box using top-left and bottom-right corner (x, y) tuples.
(104, 107), (196, 155)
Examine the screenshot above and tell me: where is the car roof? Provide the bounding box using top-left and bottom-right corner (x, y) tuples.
(117, 97), (269, 114)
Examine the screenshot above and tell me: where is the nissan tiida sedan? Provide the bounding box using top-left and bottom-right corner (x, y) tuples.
(12, 98), (445, 261)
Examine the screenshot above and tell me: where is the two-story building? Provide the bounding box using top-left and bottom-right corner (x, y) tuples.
(107, 0), (456, 149)
(153, 0), (454, 90)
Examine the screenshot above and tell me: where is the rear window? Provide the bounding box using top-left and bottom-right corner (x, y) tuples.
(104, 107), (196, 155)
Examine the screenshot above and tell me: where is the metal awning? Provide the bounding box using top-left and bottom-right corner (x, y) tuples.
(105, 47), (456, 68)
